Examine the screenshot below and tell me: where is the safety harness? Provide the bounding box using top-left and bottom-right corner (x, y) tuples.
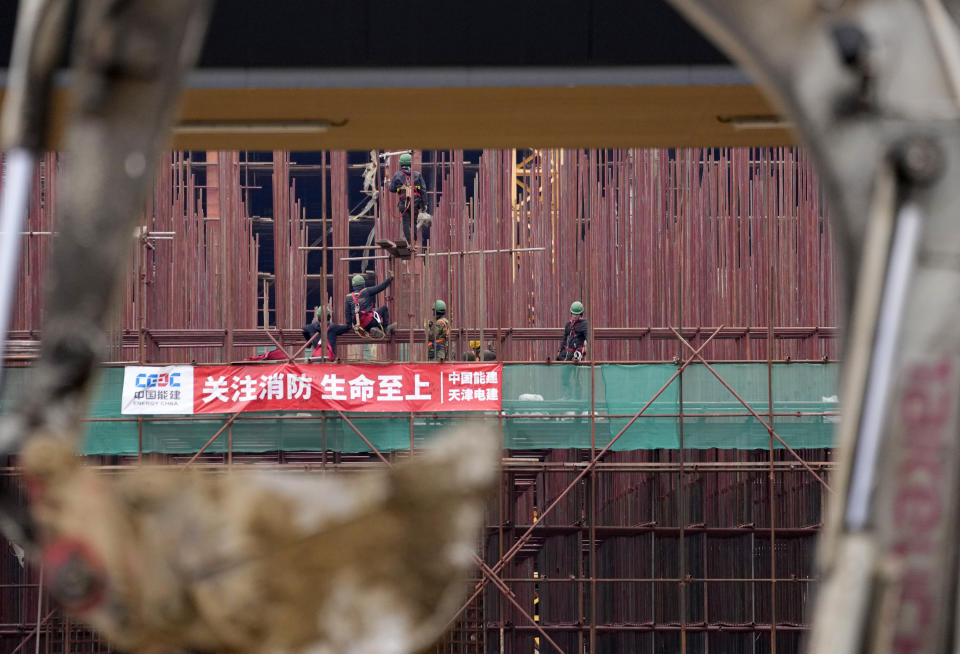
(349, 291), (385, 339)
(561, 317), (586, 361)
(397, 169), (425, 214)
(428, 316), (450, 360)
(428, 317), (450, 344)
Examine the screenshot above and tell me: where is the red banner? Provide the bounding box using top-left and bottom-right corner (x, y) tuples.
(193, 363), (502, 414)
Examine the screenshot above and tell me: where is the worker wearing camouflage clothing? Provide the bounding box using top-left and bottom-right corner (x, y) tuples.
(426, 299), (450, 362)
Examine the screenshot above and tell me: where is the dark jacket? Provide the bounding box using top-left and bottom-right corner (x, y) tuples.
(389, 168), (428, 211)
(344, 276), (394, 322)
(557, 316), (590, 360)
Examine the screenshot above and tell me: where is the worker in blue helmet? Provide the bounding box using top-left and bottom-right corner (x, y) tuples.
(388, 152), (431, 246)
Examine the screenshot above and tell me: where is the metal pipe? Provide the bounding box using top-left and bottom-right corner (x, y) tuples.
(33, 564), (42, 654)
(0, 461), (835, 474)
(181, 413), (240, 468)
(0, 150), (35, 393)
(332, 408), (564, 651)
(7, 610), (55, 654)
(845, 203), (923, 529)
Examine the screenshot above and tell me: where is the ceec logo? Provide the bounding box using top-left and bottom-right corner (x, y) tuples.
(134, 372), (181, 389)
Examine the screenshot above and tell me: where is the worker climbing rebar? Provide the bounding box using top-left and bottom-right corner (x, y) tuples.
(302, 274), (397, 360)
(556, 301), (589, 362)
(426, 299), (450, 362)
(347, 272), (395, 336)
(388, 152), (431, 247)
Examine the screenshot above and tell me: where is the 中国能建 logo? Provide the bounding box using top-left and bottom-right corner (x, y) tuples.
(134, 372), (181, 388)
(122, 366), (194, 415)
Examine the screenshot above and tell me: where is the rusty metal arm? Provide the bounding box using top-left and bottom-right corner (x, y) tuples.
(0, 0), (73, 413)
(0, 0), (73, 548)
(667, 1), (960, 653)
(0, 0), (213, 546)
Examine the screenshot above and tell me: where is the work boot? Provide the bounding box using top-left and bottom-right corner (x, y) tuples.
(386, 322), (397, 336)
(369, 327), (384, 339)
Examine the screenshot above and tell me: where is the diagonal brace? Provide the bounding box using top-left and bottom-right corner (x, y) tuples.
(445, 325), (727, 632)
(335, 409), (564, 650)
(670, 327), (833, 493)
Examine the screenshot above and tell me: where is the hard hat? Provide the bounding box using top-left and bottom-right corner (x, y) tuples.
(399, 153), (412, 167)
(434, 299), (446, 313)
(352, 274), (365, 288)
(469, 340), (481, 349)
(570, 301), (584, 315)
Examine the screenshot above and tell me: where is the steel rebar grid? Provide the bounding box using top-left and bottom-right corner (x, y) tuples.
(445, 326), (726, 634)
(7, 610), (55, 654)
(331, 410), (567, 654)
(0, 444), (828, 652)
(3, 148), (838, 366)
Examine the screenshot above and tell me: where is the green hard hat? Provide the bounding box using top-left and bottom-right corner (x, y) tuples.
(399, 153), (412, 167)
(434, 299), (447, 313)
(570, 301), (584, 315)
(352, 274), (365, 288)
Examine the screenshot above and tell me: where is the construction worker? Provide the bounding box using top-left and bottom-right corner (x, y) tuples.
(301, 305), (337, 360)
(345, 272), (396, 339)
(305, 275), (396, 360)
(388, 153), (431, 245)
(426, 299), (450, 362)
(324, 321), (351, 360)
(463, 340), (497, 361)
(556, 301), (589, 362)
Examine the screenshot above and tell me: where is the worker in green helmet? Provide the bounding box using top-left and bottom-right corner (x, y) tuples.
(426, 299), (450, 362)
(310, 272), (396, 359)
(345, 272), (396, 337)
(388, 152), (431, 246)
(301, 302), (337, 361)
(556, 301), (590, 362)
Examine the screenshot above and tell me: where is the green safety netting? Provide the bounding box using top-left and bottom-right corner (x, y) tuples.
(0, 363), (838, 455)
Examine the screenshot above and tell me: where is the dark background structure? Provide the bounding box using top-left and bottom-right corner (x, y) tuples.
(0, 3), (728, 69)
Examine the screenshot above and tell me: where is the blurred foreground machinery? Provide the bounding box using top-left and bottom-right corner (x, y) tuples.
(667, 0), (960, 653)
(0, 2), (499, 654)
